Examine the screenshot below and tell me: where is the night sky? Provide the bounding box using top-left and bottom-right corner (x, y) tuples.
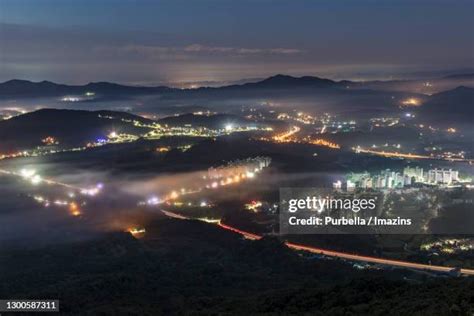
(1, 0), (473, 85)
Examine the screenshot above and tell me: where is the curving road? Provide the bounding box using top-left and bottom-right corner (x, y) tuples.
(160, 210), (474, 276)
(217, 222), (474, 276)
(354, 147), (474, 163)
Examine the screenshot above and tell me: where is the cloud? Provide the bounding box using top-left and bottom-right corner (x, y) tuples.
(90, 43), (304, 63)
(269, 48), (303, 54)
(93, 43), (304, 60)
(183, 44), (304, 55)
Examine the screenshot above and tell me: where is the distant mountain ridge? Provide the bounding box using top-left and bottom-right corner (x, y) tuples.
(442, 73), (474, 80)
(0, 75), (347, 97)
(0, 79), (172, 97)
(1, 73), (473, 98)
(240, 74), (340, 88)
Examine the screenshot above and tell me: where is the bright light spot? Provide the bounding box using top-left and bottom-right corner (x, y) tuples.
(225, 124), (233, 131)
(156, 147), (170, 153)
(170, 191), (179, 199)
(108, 131), (117, 138)
(246, 171), (255, 178)
(69, 202), (81, 216)
(20, 168), (36, 179)
(128, 227), (146, 238)
(402, 98), (421, 106)
(30, 175), (42, 185)
(147, 196), (160, 205)
(197, 217), (220, 223)
(81, 187), (100, 196)
(61, 96), (80, 102)
(245, 200), (262, 212)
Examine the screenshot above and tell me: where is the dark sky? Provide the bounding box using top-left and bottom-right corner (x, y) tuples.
(1, 0), (473, 85)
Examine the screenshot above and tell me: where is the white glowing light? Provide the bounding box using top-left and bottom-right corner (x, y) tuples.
(225, 124), (233, 131)
(147, 196), (160, 205)
(20, 168), (36, 179)
(81, 187), (100, 196)
(30, 175), (42, 185)
(61, 96), (80, 102)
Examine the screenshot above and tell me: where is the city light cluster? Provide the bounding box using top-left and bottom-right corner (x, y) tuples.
(308, 138), (340, 149)
(402, 98), (422, 107)
(144, 157), (271, 207)
(80, 183), (104, 196)
(334, 166), (471, 191)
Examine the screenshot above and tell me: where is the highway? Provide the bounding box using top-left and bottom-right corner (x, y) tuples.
(272, 125), (301, 142)
(354, 147), (474, 163)
(284, 241), (474, 276)
(217, 222), (474, 275)
(162, 210), (474, 276)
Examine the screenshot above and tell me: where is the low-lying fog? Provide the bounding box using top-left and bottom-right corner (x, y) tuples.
(0, 153), (342, 248)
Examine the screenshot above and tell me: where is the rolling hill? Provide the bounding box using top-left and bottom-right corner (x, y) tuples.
(0, 79), (173, 97)
(0, 109), (153, 152)
(416, 86), (474, 125)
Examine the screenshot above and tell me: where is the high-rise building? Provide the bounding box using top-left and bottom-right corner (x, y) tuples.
(403, 167), (424, 182)
(426, 168), (458, 184)
(346, 180), (356, 191)
(403, 175), (412, 186)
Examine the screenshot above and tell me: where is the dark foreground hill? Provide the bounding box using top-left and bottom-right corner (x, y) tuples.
(0, 109), (153, 152)
(0, 219), (472, 315)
